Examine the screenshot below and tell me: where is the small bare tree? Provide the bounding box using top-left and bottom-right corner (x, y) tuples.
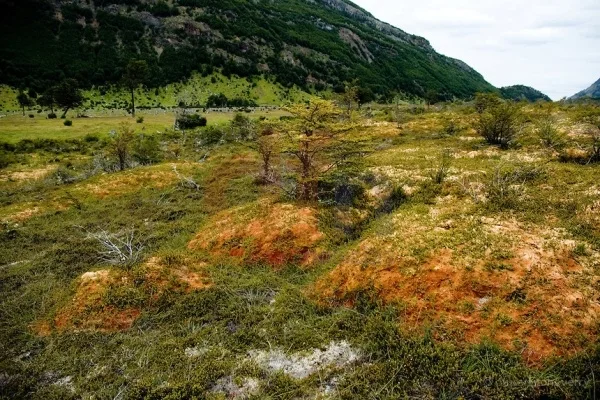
(85, 228), (144, 267)
(338, 81), (359, 119)
(256, 132), (280, 184)
(108, 123), (135, 171)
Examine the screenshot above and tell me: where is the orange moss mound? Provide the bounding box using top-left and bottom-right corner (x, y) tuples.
(81, 162), (196, 199)
(188, 201), (325, 268)
(1, 163), (199, 223)
(200, 152), (259, 213)
(38, 257), (210, 334)
(312, 221), (600, 363)
(0, 165), (57, 182)
(51, 269), (140, 333)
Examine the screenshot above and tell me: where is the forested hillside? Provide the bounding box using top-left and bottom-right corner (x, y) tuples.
(500, 85), (551, 102)
(0, 0), (494, 100)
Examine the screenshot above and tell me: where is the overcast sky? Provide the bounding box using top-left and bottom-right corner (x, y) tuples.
(352, 0), (600, 99)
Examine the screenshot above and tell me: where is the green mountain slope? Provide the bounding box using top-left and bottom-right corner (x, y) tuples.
(569, 78), (600, 100)
(0, 0), (494, 100)
(500, 85), (551, 102)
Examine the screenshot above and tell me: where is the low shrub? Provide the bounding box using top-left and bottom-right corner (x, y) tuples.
(64, 120), (73, 126)
(28, 114), (34, 118)
(0, 151), (17, 169)
(378, 185), (407, 213)
(229, 113), (255, 140)
(133, 134), (162, 165)
(476, 102), (522, 148)
(441, 118), (461, 136)
(83, 134), (100, 143)
(559, 130), (600, 164)
(136, 116), (144, 124)
(536, 116), (565, 150)
(199, 126), (223, 146)
(47, 113), (57, 119)
(50, 165), (78, 185)
(484, 165), (544, 209)
(429, 149), (452, 184)
(176, 114), (207, 129)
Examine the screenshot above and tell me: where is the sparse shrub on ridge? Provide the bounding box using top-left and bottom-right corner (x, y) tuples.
(559, 108), (600, 164)
(484, 164), (545, 209)
(429, 149), (452, 184)
(474, 92), (502, 114)
(536, 115), (565, 150)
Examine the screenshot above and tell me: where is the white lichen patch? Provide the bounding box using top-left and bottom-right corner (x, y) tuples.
(184, 346), (209, 358)
(212, 376), (260, 399)
(249, 341), (361, 380)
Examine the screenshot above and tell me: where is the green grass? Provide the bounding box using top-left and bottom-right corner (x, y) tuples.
(0, 109), (289, 143)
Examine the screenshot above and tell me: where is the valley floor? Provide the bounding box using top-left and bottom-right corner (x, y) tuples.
(1, 103), (599, 399)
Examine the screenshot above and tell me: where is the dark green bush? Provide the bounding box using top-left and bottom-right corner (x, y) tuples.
(175, 114), (207, 129)
(378, 185), (407, 213)
(0, 151), (17, 169)
(199, 126), (223, 145)
(318, 175), (366, 207)
(476, 102), (522, 148)
(64, 120), (73, 126)
(83, 134), (100, 143)
(47, 113), (57, 119)
(50, 165), (78, 185)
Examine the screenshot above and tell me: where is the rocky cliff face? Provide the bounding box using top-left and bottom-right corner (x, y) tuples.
(319, 0), (433, 50)
(570, 78), (600, 100)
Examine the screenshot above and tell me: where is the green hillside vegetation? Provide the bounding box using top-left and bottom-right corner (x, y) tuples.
(0, 0), (494, 100)
(500, 85), (551, 102)
(0, 73), (312, 113)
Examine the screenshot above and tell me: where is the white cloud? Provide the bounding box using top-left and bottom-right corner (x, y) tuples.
(411, 8), (493, 28)
(352, 0), (600, 99)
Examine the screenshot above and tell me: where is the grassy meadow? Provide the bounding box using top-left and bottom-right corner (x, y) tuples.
(0, 109), (289, 143)
(1, 98), (600, 399)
